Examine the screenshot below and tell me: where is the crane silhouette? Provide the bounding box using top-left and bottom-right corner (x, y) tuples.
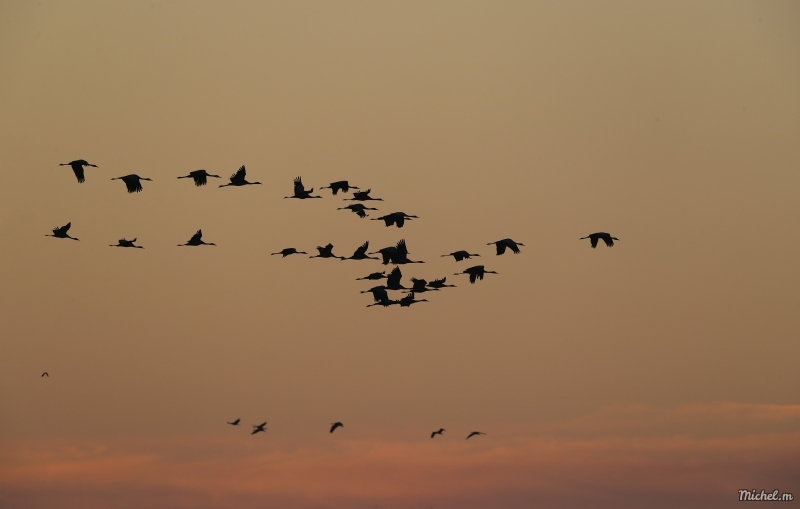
(41, 372), (49, 377)
(427, 277), (456, 289)
(466, 431), (486, 439)
(344, 241), (380, 261)
(370, 239), (424, 265)
(46, 222), (79, 241)
(356, 271), (386, 281)
(220, 166), (261, 187)
(110, 238), (143, 248)
(371, 212), (418, 228)
(431, 428), (445, 438)
(178, 230), (216, 246)
(367, 296), (398, 308)
(455, 265), (498, 284)
(442, 250), (480, 262)
(337, 203), (379, 218)
(330, 422), (344, 433)
(405, 277), (438, 294)
(580, 232), (619, 248)
(343, 189), (382, 201)
(285, 176), (321, 199)
(227, 419), (240, 425)
(320, 181), (359, 195)
(362, 285), (391, 303)
(178, 169), (221, 187)
(271, 248), (307, 257)
(251, 422), (267, 435)
(310, 244), (345, 260)
(111, 174), (152, 193)
(385, 267), (408, 290)
(487, 238), (524, 255)
(59, 159), (97, 183)
(397, 292), (428, 307)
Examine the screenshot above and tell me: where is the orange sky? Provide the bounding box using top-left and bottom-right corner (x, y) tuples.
(1, 1), (799, 507)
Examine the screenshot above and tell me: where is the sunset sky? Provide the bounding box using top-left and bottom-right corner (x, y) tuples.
(1, 1), (799, 508)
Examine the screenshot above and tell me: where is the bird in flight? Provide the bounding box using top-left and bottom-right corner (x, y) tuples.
(109, 238), (143, 248)
(220, 166), (261, 187)
(46, 222), (79, 241)
(59, 159), (97, 183)
(362, 285), (391, 304)
(487, 239), (524, 255)
(252, 422), (267, 435)
(343, 189), (382, 201)
(397, 292), (428, 307)
(343, 241), (379, 261)
(356, 271), (386, 281)
(385, 267), (407, 291)
(431, 428), (445, 438)
(371, 212), (418, 228)
(580, 232), (619, 248)
(227, 419), (240, 426)
(442, 250), (480, 262)
(111, 174), (152, 193)
(178, 169), (221, 187)
(371, 239), (424, 265)
(320, 180), (359, 195)
(41, 372), (49, 377)
(310, 244), (345, 260)
(337, 203), (379, 218)
(178, 230), (216, 246)
(427, 277), (456, 289)
(466, 431), (486, 439)
(271, 248), (307, 257)
(454, 265), (498, 284)
(285, 177), (321, 199)
(330, 422), (344, 433)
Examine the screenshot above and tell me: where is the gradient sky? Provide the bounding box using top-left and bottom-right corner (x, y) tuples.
(1, 1), (799, 508)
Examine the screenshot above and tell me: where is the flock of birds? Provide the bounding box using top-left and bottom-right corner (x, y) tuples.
(48, 158), (620, 439)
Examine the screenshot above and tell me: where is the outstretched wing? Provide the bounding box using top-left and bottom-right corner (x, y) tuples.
(71, 165), (85, 183)
(230, 165), (246, 181)
(495, 242), (507, 255)
(505, 239), (521, 254)
(387, 266), (402, 287)
(395, 239), (408, 256)
(590, 236), (599, 248)
(354, 241), (369, 257)
(189, 230), (203, 243)
(602, 234), (615, 247)
(293, 176), (306, 194)
(191, 170), (208, 186)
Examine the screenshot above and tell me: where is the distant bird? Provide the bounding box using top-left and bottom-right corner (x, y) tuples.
(487, 238), (524, 255)
(285, 176), (321, 199)
(356, 271), (386, 281)
(371, 212), (418, 228)
(219, 166), (261, 187)
(442, 250), (480, 262)
(228, 419), (240, 426)
(320, 181), (359, 195)
(41, 372), (49, 377)
(397, 292), (428, 307)
(385, 267), (407, 291)
(178, 169), (221, 187)
(431, 428), (445, 439)
(367, 296), (398, 308)
(454, 265), (498, 284)
(109, 238), (143, 248)
(252, 422), (267, 435)
(427, 277), (456, 289)
(344, 241), (379, 261)
(580, 232), (619, 248)
(310, 243), (345, 260)
(343, 189), (383, 201)
(370, 239), (424, 265)
(46, 222), (79, 241)
(466, 431), (485, 439)
(362, 285), (391, 303)
(404, 277), (439, 294)
(271, 248), (307, 257)
(178, 229), (216, 246)
(111, 174), (152, 193)
(330, 422), (344, 433)
(337, 203), (378, 218)
(59, 159), (97, 183)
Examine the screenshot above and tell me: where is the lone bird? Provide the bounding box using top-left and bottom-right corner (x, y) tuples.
(112, 174), (152, 193)
(466, 431), (486, 440)
(59, 159), (97, 183)
(371, 212), (418, 228)
(397, 292), (428, 307)
(442, 250), (480, 262)
(370, 239), (424, 265)
(271, 248), (307, 257)
(580, 232), (619, 248)
(427, 277), (456, 289)
(431, 428), (445, 439)
(285, 176), (321, 199)
(337, 203), (378, 218)
(178, 169), (221, 187)
(320, 180), (359, 195)
(343, 189), (383, 201)
(227, 419), (240, 426)
(178, 230), (216, 246)
(344, 241), (379, 261)
(41, 372), (49, 377)
(109, 238), (143, 248)
(330, 422), (344, 433)
(252, 422), (267, 435)
(487, 238), (524, 255)
(46, 222), (79, 241)
(356, 271), (386, 281)
(310, 244), (344, 260)
(455, 265), (498, 284)
(219, 166), (261, 187)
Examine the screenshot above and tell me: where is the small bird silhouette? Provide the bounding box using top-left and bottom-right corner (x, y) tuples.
(442, 250), (480, 262)
(371, 212), (418, 228)
(454, 265), (498, 284)
(178, 169), (221, 187)
(362, 285), (391, 304)
(427, 277), (456, 289)
(41, 372), (49, 377)
(431, 428), (445, 438)
(285, 176), (321, 199)
(404, 278), (438, 294)
(220, 166), (261, 187)
(397, 292), (428, 307)
(370, 239), (424, 265)
(466, 431), (485, 439)
(320, 181), (359, 195)
(356, 271), (386, 281)
(111, 174), (152, 193)
(252, 422), (267, 435)
(337, 203), (379, 218)
(367, 296), (398, 308)
(178, 230), (216, 246)
(580, 232), (619, 248)
(109, 238), (143, 248)
(271, 248), (307, 257)
(310, 244), (345, 260)
(343, 189), (382, 201)
(330, 422), (344, 433)
(59, 159), (97, 183)
(46, 222), (79, 241)
(487, 239), (524, 255)
(344, 241), (379, 261)
(228, 419), (240, 425)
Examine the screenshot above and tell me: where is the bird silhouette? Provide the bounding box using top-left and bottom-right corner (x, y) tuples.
(397, 292), (428, 307)
(487, 239), (524, 255)
(362, 285), (391, 303)
(228, 419), (240, 425)
(285, 176), (321, 199)
(178, 230), (216, 246)
(405, 277), (438, 294)
(252, 422), (267, 435)
(466, 431), (485, 439)
(356, 271), (386, 281)
(111, 174), (152, 193)
(310, 243), (345, 260)
(46, 222), (79, 241)
(371, 212), (418, 228)
(219, 166), (261, 187)
(385, 267), (408, 290)
(344, 241), (379, 261)
(367, 296), (398, 308)
(370, 239), (424, 265)
(427, 277), (456, 289)
(59, 159), (97, 183)
(580, 232), (619, 248)
(178, 169), (221, 187)
(271, 248), (307, 257)
(337, 203), (379, 218)
(41, 372), (49, 377)
(320, 181), (359, 195)
(330, 422), (344, 433)
(442, 250), (480, 262)
(343, 189), (382, 201)
(109, 238), (143, 248)
(455, 265), (498, 284)
(431, 428), (445, 439)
